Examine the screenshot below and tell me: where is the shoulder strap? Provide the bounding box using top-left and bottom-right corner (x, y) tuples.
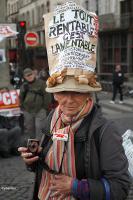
(21, 82), (29, 102)
(33, 110), (54, 199)
(39, 110), (54, 158)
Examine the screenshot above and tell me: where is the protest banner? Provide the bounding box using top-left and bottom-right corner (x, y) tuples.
(0, 89), (21, 117)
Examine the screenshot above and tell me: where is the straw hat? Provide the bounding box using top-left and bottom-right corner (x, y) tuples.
(43, 1), (102, 93)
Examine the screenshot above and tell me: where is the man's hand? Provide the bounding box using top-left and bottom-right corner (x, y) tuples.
(18, 147), (41, 165)
(49, 174), (73, 199)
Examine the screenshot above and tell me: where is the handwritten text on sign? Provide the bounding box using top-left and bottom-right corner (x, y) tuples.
(44, 2), (98, 75)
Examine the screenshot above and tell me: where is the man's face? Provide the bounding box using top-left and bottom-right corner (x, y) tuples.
(115, 65), (121, 72)
(54, 91), (89, 117)
(24, 73), (35, 82)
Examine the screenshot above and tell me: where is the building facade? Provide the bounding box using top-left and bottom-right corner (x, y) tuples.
(98, 0), (133, 82)
(6, 0), (133, 80)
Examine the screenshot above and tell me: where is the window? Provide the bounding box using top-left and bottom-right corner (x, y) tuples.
(102, 49), (108, 62)
(122, 65), (127, 73)
(108, 49), (113, 62)
(120, 0), (130, 14)
(47, 1), (50, 12)
(16, 2), (18, 11)
(40, 4), (45, 22)
(121, 48), (127, 62)
(114, 34), (120, 47)
(37, 6), (40, 23)
(85, 1), (89, 10)
(121, 34), (127, 46)
(41, 4), (44, 16)
(114, 48), (120, 63)
(22, 13), (26, 21)
(100, 32), (128, 73)
(37, 31), (41, 44)
(26, 11), (30, 26)
(32, 9), (35, 25)
(108, 35), (113, 47)
(40, 31), (45, 45)
(7, 4), (10, 15)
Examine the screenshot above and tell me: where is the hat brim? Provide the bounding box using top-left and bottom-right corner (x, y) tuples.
(46, 77), (102, 93)
(24, 73), (32, 76)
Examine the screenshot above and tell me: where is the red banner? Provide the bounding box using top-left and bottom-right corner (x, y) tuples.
(0, 89), (21, 116)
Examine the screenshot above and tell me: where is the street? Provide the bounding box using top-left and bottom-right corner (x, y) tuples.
(0, 92), (133, 200)
(0, 156), (35, 200)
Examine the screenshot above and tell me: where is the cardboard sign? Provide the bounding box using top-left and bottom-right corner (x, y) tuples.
(122, 129), (133, 177)
(43, 2), (98, 76)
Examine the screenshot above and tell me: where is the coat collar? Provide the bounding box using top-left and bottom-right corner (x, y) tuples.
(74, 104), (107, 142)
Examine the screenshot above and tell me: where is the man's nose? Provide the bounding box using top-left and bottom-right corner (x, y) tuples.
(66, 94), (74, 101)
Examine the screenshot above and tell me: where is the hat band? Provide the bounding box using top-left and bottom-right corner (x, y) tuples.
(46, 72), (101, 88)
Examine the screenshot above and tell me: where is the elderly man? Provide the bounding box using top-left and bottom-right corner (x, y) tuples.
(18, 2), (131, 200)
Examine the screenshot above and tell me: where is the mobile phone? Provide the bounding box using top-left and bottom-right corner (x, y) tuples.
(27, 139), (40, 156)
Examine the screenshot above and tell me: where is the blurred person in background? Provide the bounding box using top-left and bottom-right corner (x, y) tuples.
(19, 68), (51, 141)
(110, 64), (125, 104)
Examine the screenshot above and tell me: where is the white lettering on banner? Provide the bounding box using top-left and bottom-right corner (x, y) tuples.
(0, 90), (19, 106)
(3, 92), (11, 105)
(10, 91), (17, 104)
(0, 89), (20, 117)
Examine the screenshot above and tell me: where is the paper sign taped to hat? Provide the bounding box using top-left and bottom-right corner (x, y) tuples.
(43, 1), (98, 76)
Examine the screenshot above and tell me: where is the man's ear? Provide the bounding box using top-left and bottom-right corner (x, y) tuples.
(53, 94), (57, 101)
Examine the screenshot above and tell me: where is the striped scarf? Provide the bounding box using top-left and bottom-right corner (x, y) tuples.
(38, 98), (93, 200)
